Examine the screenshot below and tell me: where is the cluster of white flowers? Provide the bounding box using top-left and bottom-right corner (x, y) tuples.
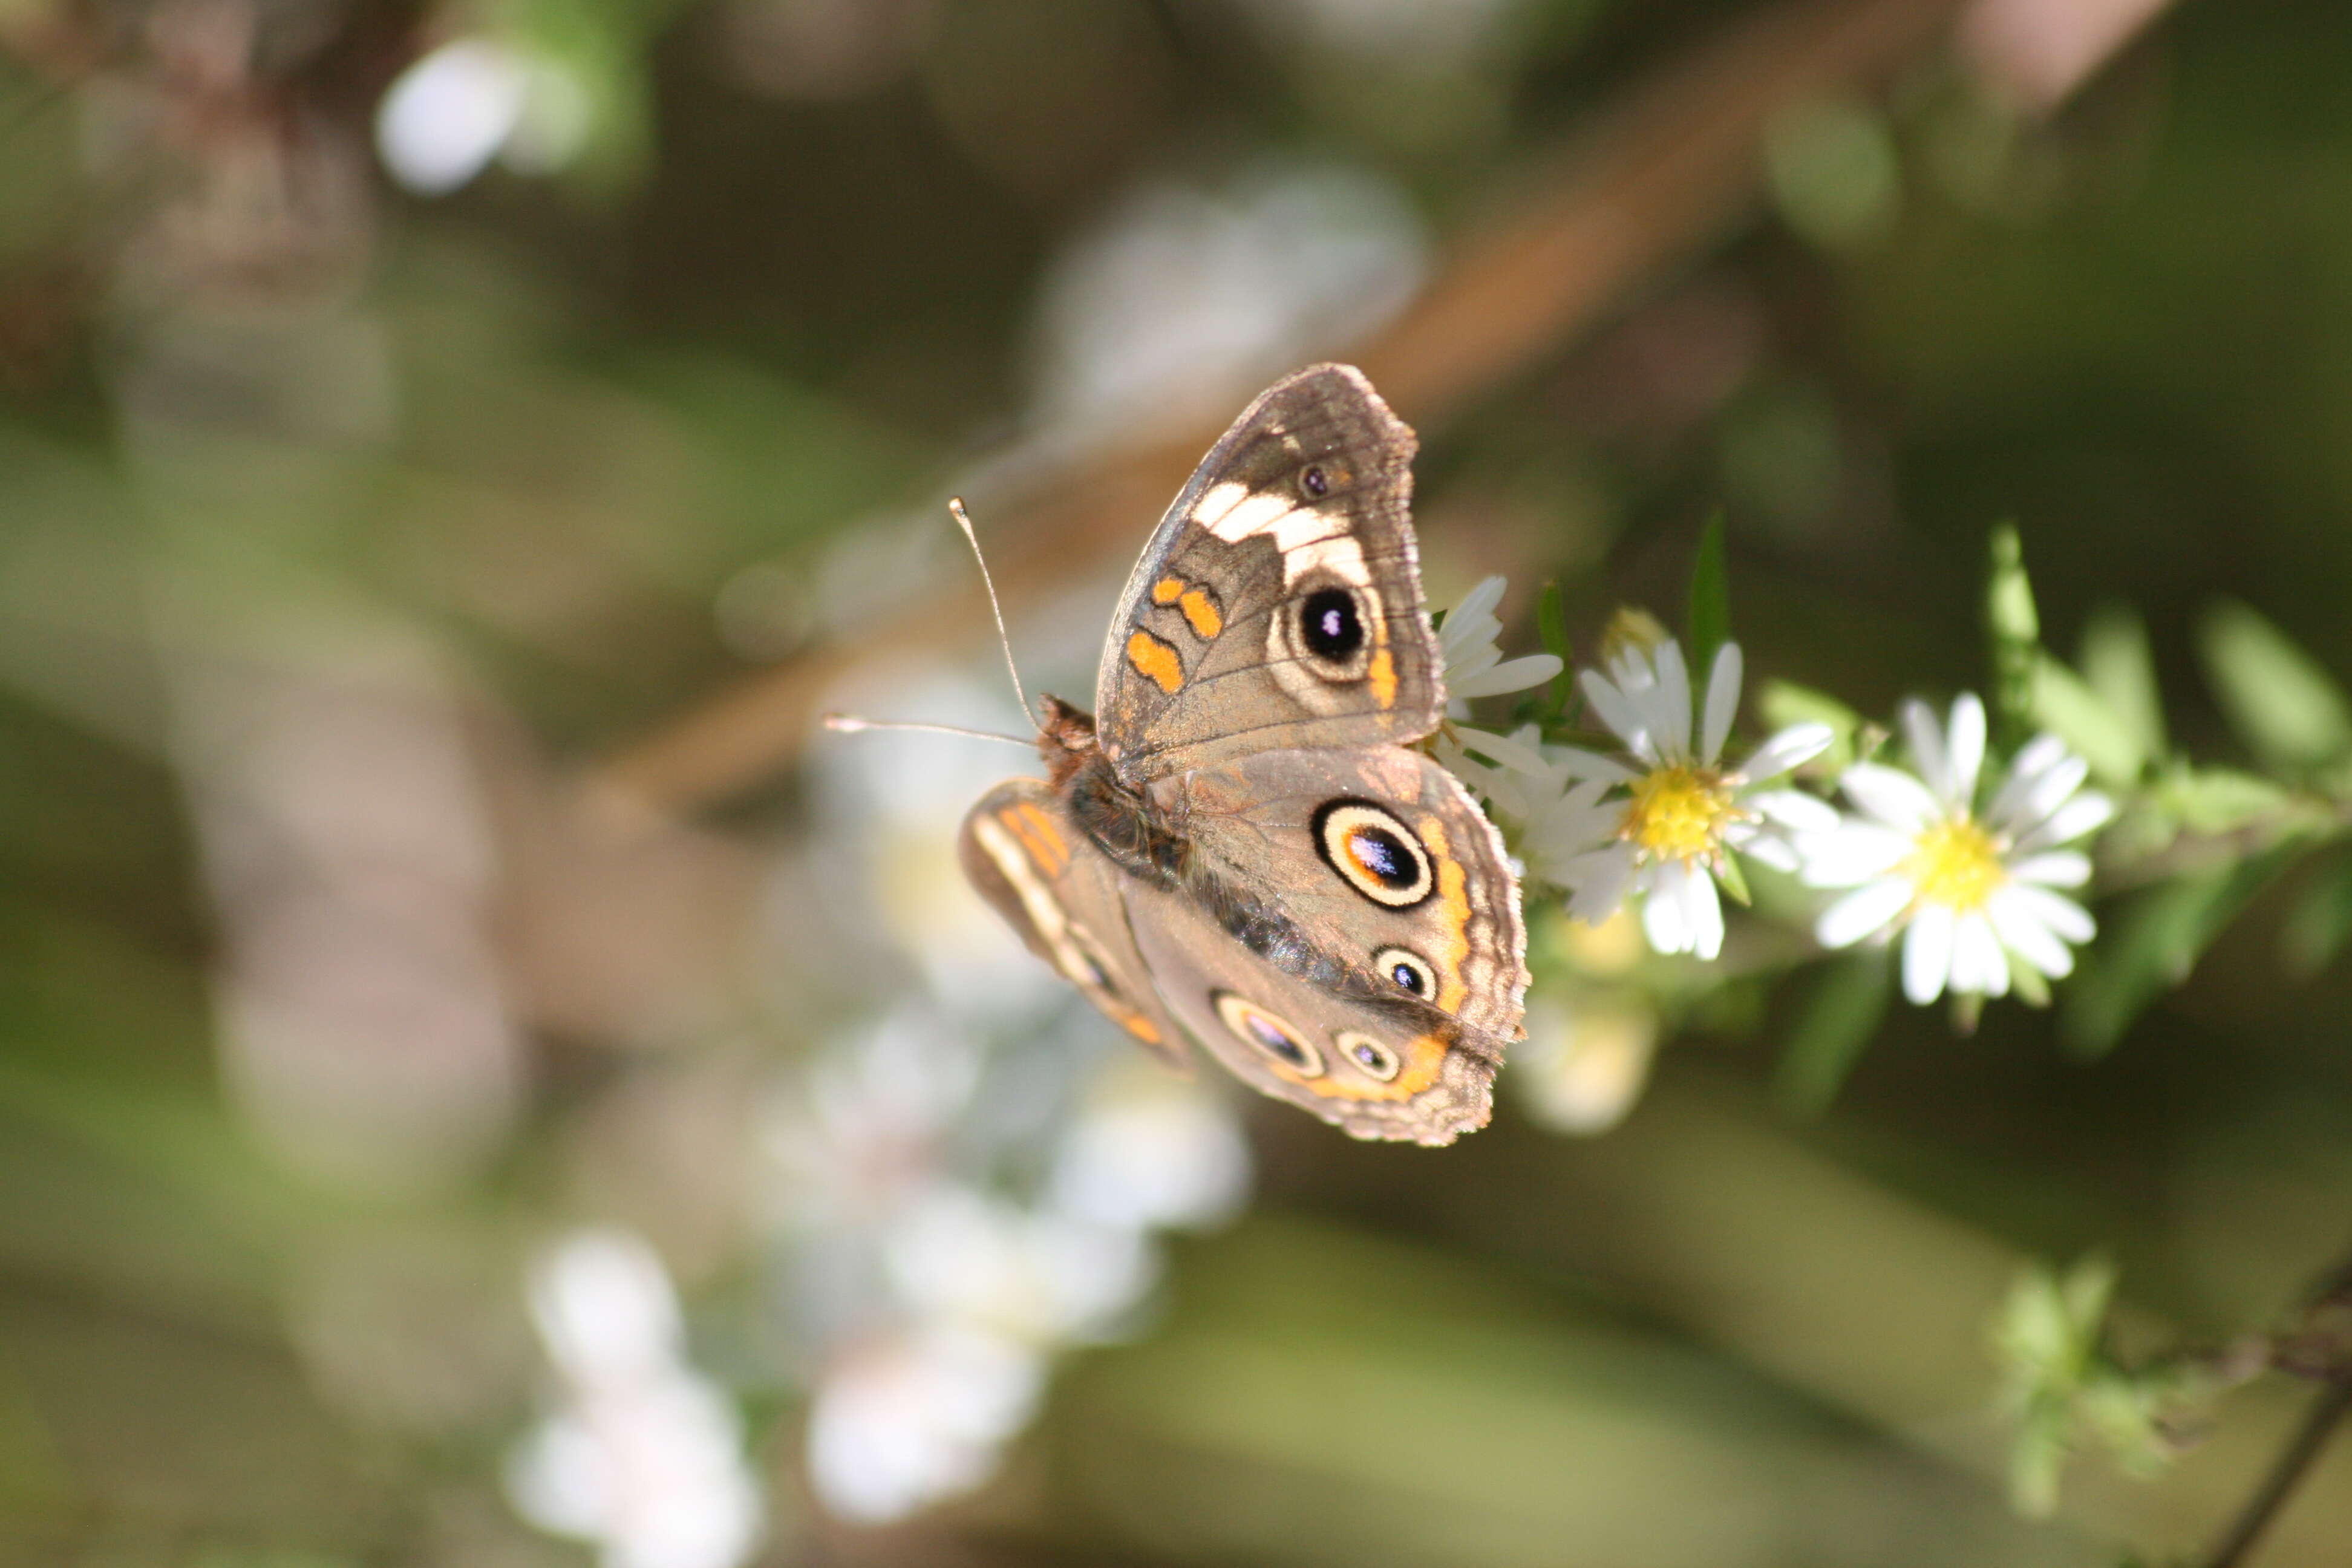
(1434, 580), (2114, 1005)
(776, 1013), (1252, 1525)
(507, 1230), (765, 1568)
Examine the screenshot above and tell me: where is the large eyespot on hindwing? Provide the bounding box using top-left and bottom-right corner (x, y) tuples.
(1373, 946), (1437, 998)
(1215, 991), (1323, 1076)
(1334, 1030), (1402, 1082)
(1313, 799), (1434, 908)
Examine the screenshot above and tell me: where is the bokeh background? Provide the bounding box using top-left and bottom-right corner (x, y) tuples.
(3, 0), (2351, 1563)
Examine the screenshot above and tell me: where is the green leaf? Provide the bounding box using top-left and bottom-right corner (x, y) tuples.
(2152, 765), (2292, 834)
(2060, 849), (2298, 1056)
(1715, 849), (1754, 908)
(1537, 579), (1573, 722)
(1774, 950), (1892, 1114)
(2282, 853), (2352, 978)
(1986, 524), (2041, 749)
(1687, 512), (1731, 675)
(2198, 600), (2352, 773)
(2030, 653), (2145, 788)
(2081, 603), (2167, 763)
(1759, 679), (1863, 773)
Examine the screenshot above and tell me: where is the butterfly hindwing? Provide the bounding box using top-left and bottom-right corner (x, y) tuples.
(1093, 365), (1444, 778)
(958, 780), (1187, 1068)
(1120, 743), (1526, 1145)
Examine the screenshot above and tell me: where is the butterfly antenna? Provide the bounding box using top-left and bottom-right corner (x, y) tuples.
(949, 497), (1037, 728)
(822, 714), (1034, 746)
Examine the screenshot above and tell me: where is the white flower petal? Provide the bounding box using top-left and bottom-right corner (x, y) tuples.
(1641, 863), (1693, 955)
(2002, 883), (2095, 945)
(1747, 788), (1841, 834)
(1902, 698), (1951, 806)
(1551, 747), (1636, 786)
(1579, 670), (1656, 763)
(2010, 851), (2091, 888)
(1701, 642), (1743, 765)
(1451, 575), (1507, 629)
(2008, 755), (2092, 834)
(1986, 886), (2076, 978)
(1452, 725), (1554, 777)
(1797, 822), (1911, 887)
(1947, 694), (1988, 809)
(1987, 733), (2071, 821)
(1564, 846), (1636, 924)
(1818, 878), (1914, 948)
(1950, 912), (2009, 996)
(1650, 640), (1694, 759)
(1451, 652), (1564, 699)
(1734, 829), (1799, 873)
(1741, 723), (1834, 781)
(1840, 762), (1940, 832)
(1683, 864), (1726, 961)
(1903, 903), (1956, 1004)
(2016, 791), (2115, 853)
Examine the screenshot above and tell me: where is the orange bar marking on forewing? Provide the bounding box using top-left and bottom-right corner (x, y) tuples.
(1125, 630), (1185, 694)
(1178, 589), (1223, 641)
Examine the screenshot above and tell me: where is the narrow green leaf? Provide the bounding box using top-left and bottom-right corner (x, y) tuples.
(1687, 512), (1732, 674)
(2152, 765), (2292, 834)
(2081, 603), (2167, 763)
(1537, 579), (1573, 722)
(1759, 679), (1863, 774)
(1716, 849), (1754, 907)
(2281, 853), (2352, 979)
(1987, 523), (2040, 748)
(2198, 601), (2352, 773)
(2030, 653), (2145, 788)
(2060, 849), (2298, 1056)
(1775, 950), (1892, 1114)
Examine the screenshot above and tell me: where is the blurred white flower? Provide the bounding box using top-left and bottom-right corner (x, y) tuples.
(1549, 639), (1836, 959)
(1801, 694), (2113, 1005)
(883, 1183), (1157, 1345)
(1046, 1065), (1252, 1233)
(1512, 996), (1659, 1135)
(1030, 162), (1426, 440)
(376, 39), (592, 195)
(507, 1230), (762, 1568)
(805, 1325), (1044, 1523)
(1436, 575), (1564, 718)
(765, 1008), (980, 1234)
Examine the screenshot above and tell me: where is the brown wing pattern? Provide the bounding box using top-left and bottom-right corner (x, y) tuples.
(1093, 364), (1444, 779)
(958, 779), (1187, 1068)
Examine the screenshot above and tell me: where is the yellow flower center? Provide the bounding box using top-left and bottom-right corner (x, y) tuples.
(1619, 764), (1737, 864)
(1907, 816), (2007, 912)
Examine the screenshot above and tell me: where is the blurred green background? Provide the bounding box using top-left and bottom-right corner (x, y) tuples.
(2, 0), (2350, 1564)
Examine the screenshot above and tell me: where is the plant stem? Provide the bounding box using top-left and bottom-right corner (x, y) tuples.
(2198, 1379), (2352, 1568)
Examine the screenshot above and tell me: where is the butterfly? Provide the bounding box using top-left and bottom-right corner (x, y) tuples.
(959, 365), (1527, 1145)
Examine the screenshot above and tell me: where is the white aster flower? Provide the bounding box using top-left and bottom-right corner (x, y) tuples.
(506, 1230), (763, 1568)
(1436, 575), (1564, 718)
(1801, 693), (2114, 1005)
(1549, 638), (1836, 961)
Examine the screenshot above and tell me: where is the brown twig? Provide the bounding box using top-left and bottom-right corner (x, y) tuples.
(2199, 1381), (2352, 1568)
(586, 0), (1967, 822)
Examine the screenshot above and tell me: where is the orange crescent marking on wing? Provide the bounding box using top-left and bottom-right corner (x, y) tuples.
(1308, 1033), (1448, 1099)
(1125, 630), (1186, 694)
(1367, 647), (1397, 708)
(1417, 817), (1475, 1014)
(1178, 588), (1223, 641)
(1151, 575), (1186, 605)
